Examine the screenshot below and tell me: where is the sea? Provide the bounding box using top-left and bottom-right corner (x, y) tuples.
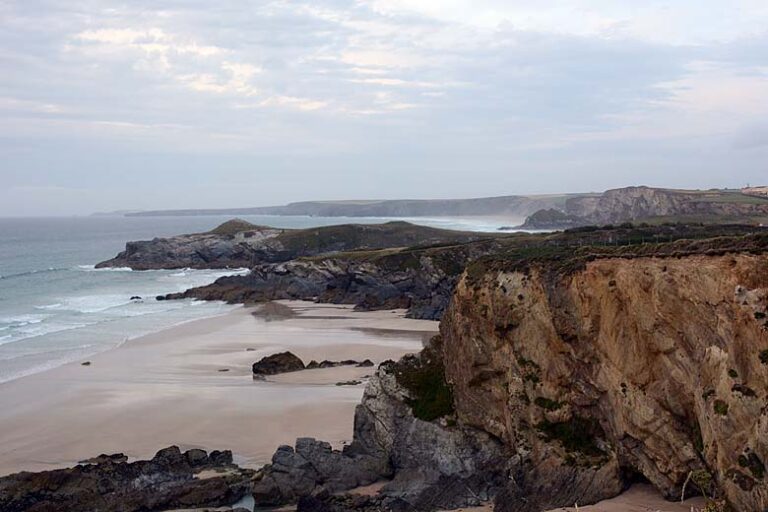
(0, 214), (515, 384)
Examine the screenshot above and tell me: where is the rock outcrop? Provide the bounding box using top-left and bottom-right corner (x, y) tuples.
(251, 351), (374, 378)
(0, 446), (254, 512)
(252, 341), (507, 511)
(250, 230), (768, 512)
(441, 233), (768, 511)
(97, 220), (492, 271)
(162, 238), (503, 320)
(522, 186), (768, 229)
(252, 351), (306, 377)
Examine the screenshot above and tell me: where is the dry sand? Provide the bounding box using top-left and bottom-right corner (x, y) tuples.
(448, 484), (705, 512)
(0, 301), (436, 476)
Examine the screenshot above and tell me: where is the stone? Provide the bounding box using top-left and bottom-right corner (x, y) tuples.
(252, 351), (305, 377)
(0, 446), (254, 512)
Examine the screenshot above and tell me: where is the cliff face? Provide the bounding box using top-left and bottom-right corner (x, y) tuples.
(127, 195), (572, 218)
(164, 240), (503, 320)
(522, 186), (768, 229)
(97, 220), (491, 271)
(442, 252), (768, 510)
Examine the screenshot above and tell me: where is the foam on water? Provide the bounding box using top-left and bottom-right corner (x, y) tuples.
(0, 214), (503, 384)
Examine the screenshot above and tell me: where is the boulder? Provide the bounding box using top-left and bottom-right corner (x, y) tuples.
(252, 351), (305, 378)
(0, 446), (253, 512)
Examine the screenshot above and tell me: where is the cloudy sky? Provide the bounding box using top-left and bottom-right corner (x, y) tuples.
(2, 1), (767, 215)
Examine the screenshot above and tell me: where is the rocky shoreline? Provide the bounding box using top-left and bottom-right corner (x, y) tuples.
(0, 446), (253, 512)
(10, 221), (767, 511)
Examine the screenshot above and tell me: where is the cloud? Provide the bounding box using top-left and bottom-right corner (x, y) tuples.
(1, 0), (767, 215)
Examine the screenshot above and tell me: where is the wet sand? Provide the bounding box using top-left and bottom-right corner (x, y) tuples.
(0, 301), (436, 476)
(449, 484), (705, 512)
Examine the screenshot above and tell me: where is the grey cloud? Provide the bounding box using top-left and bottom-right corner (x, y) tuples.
(0, 0), (766, 215)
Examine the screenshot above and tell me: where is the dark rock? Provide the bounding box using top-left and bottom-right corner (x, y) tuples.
(252, 438), (389, 507)
(252, 354), (505, 510)
(97, 221), (486, 271)
(78, 453), (128, 465)
(81, 361), (91, 366)
(157, 236), (504, 320)
(306, 360), (320, 369)
(520, 208), (588, 230)
(335, 380), (362, 386)
(218, 368), (230, 372)
(252, 351), (305, 378)
(0, 446), (253, 512)
(130, 295), (142, 301)
(357, 359), (374, 367)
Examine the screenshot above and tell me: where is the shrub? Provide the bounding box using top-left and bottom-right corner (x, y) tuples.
(393, 345), (454, 422)
(713, 400), (729, 416)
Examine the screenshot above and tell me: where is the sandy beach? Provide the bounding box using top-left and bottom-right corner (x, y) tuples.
(0, 301), (436, 476)
(449, 484), (705, 512)
(0, 300), (709, 512)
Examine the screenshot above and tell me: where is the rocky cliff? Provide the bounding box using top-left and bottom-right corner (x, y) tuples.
(164, 224), (763, 321)
(97, 220), (492, 271)
(441, 233), (768, 510)
(250, 229), (768, 512)
(523, 186), (768, 229)
(126, 195), (572, 218)
(162, 239), (504, 320)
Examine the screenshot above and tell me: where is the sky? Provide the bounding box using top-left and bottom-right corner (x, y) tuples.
(1, 1), (767, 216)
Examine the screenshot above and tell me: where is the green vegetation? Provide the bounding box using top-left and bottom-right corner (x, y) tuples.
(208, 219), (263, 236)
(464, 224), (768, 287)
(278, 221), (485, 256)
(713, 400), (729, 416)
(393, 341), (454, 422)
(738, 453), (766, 479)
(536, 416), (606, 458)
(534, 396), (563, 411)
(517, 356), (542, 385)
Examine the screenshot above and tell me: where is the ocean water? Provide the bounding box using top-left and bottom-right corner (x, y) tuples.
(0, 214), (515, 384)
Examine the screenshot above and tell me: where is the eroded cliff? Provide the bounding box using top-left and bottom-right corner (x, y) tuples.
(442, 238), (768, 510)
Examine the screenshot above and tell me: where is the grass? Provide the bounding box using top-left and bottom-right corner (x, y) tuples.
(208, 219), (264, 236)
(393, 340), (454, 422)
(738, 453), (766, 479)
(713, 400), (729, 416)
(534, 396), (563, 411)
(464, 225), (768, 287)
(536, 416), (605, 458)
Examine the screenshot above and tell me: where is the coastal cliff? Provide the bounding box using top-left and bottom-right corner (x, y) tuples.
(97, 220), (491, 271)
(162, 239), (504, 320)
(251, 230), (768, 511)
(523, 186), (768, 229)
(442, 236), (768, 510)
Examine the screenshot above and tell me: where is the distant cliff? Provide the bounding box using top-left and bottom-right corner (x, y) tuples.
(96, 219), (493, 271)
(523, 186), (768, 229)
(124, 195), (573, 219)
